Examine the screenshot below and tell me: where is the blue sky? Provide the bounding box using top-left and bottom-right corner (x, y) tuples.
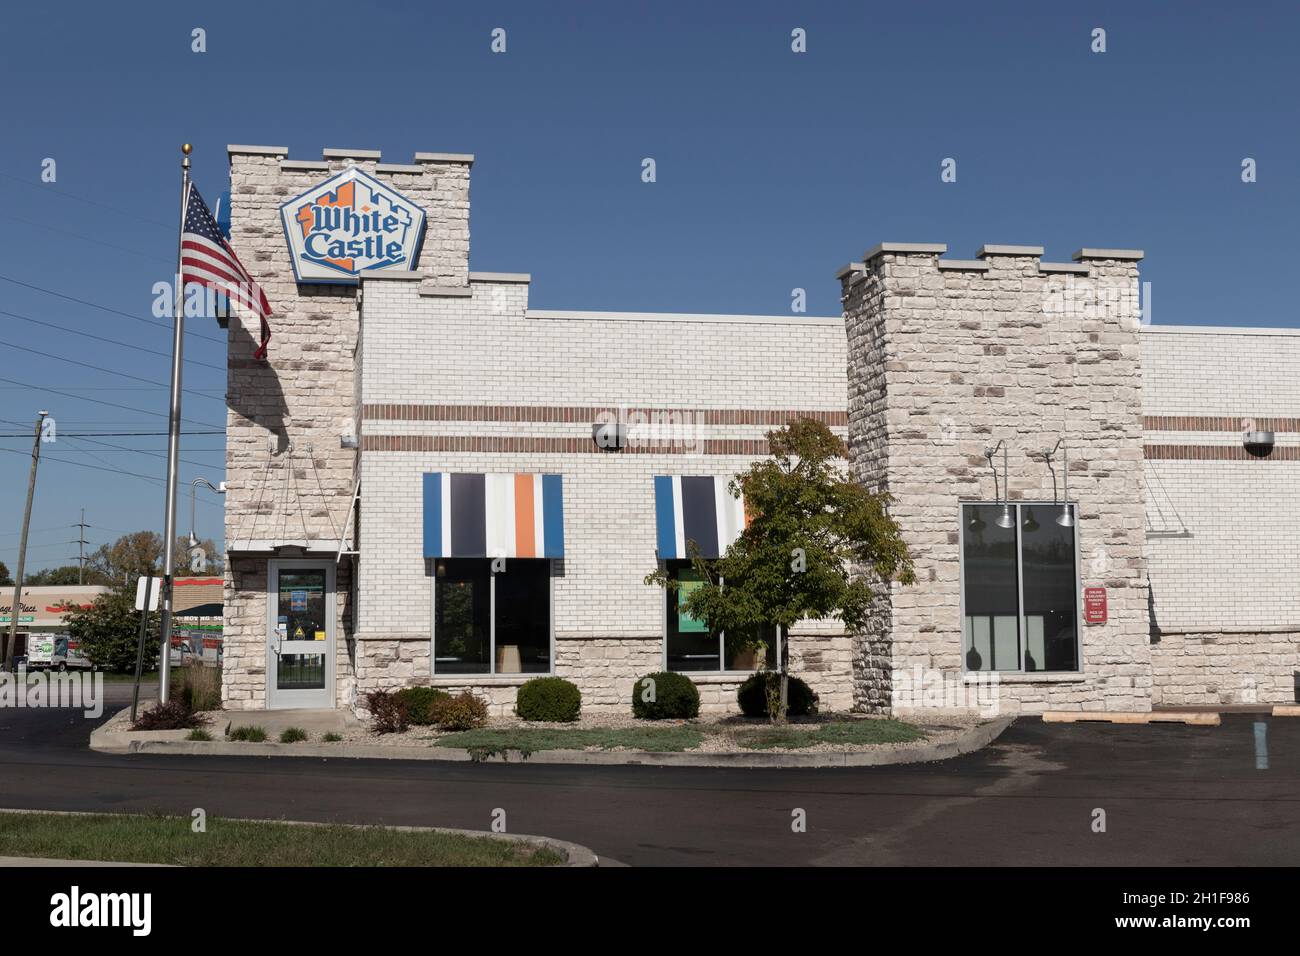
(1, 0), (1296, 572)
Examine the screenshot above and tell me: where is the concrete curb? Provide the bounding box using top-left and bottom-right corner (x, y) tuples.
(0, 807), (598, 868)
(91, 709), (1014, 769)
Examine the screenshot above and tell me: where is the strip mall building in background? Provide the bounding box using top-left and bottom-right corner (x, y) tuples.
(218, 144), (1300, 715)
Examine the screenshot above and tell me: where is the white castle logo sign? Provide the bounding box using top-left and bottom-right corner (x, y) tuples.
(280, 167), (425, 284)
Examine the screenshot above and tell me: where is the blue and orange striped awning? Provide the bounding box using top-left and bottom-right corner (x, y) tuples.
(423, 473), (565, 559)
(653, 475), (747, 560)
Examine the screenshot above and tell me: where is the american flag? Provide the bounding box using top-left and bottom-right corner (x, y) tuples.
(181, 184), (273, 359)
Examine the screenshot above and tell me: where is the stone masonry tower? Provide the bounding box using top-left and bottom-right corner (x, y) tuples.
(839, 243), (1150, 715)
(221, 145), (472, 709)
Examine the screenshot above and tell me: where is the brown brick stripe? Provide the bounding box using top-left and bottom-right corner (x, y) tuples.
(361, 403), (847, 426)
(1144, 444), (1299, 461)
(1144, 415), (1300, 432)
(362, 435), (772, 454)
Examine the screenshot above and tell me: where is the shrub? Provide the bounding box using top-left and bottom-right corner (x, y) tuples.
(174, 664), (221, 712)
(186, 728), (213, 741)
(395, 686), (451, 726)
(322, 732), (342, 742)
(365, 690), (409, 734)
(279, 727), (308, 743)
(515, 677), (581, 722)
(430, 691), (488, 731)
(631, 672), (700, 720)
(228, 725), (267, 742)
(737, 672), (819, 719)
(132, 700), (208, 731)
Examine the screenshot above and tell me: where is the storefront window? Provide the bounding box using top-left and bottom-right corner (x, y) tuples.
(433, 559), (551, 675)
(664, 560), (777, 673)
(961, 503), (1079, 673)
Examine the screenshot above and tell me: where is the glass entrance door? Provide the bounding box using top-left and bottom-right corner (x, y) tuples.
(267, 561), (335, 709)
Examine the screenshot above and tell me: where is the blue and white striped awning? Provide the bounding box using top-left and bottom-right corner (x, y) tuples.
(653, 475), (747, 560)
(423, 473), (565, 559)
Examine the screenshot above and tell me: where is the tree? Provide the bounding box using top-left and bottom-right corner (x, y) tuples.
(646, 418), (914, 722)
(23, 565), (110, 587)
(63, 583), (159, 673)
(87, 531), (223, 584)
(0, 561), (11, 587)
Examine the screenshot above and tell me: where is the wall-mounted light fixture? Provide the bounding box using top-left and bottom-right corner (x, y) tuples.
(984, 441), (1015, 528)
(1043, 439), (1074, 527)
(1243, 429), (1275, 458)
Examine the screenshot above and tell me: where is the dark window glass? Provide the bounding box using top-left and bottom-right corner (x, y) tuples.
(276, 569), (327, 688)
(961, 504), (1021, 671)
(434, 559), (490, 674)
(665, 561), (778, 672)
(724, 624), (778, 671)
(1020, 506), (1078, 672)
(666, 561), (719, 671)
(495, 560), (551, 674)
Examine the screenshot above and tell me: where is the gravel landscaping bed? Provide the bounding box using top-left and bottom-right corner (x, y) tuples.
(327, 712), (985, 754)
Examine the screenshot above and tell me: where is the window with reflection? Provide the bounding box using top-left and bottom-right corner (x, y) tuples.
(961, 503), (1079, 673)
(432, 559), (552, 676)
(664, 560), (778, 673)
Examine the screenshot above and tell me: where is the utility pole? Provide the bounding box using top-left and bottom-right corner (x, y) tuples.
(74, 508), (89, 585)
(4, 410), (48, 671)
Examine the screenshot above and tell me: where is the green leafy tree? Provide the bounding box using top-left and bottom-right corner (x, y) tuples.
(63, 583), (159, 673)
(23, 565), (110, 586)
(88, 532), (222, 584)
(646, 418), (914, 722)
(0, 561), (11, 587)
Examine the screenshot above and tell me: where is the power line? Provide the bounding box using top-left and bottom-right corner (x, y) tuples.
(1, 338), (225, 402)
(0, 273), (225, 345)
(0, 376), (222, 429)
(61, 433), (225, 470)
(0, 169), (173, 229)
(0, 445), (223, 503)
(0, 211), (169, 265)
(0, 306), (226, 371)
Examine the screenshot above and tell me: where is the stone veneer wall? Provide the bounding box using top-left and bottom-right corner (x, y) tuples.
(222, 146), (471, 710)
(1142, 327), (1300, 705)
(841, 245), (1150, 715)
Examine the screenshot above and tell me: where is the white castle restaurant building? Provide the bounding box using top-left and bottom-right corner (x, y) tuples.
(218, 143), (1300, 716)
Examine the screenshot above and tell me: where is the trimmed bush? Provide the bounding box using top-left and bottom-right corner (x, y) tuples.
(515, 677), (582, 722)
(279, 727), (308, 743)
(430, 691), (489, 731)
(395, 686), (451, 726)
(631, 672), (700, 720)
(736, 672), (819, 719)
(365, 690), (410, 734)
(132, 700), (208, 731)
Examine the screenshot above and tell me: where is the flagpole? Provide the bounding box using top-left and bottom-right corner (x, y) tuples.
(159, 143), (192, 704)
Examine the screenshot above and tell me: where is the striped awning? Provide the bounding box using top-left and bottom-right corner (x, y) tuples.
(423, 473), (565, 559)
(653, 475), (747, 560)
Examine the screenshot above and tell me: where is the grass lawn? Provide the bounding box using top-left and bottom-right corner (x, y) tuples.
(438, 726), (705, 756)
(733, 719), (926, 750)
(0, 812), (563, 867)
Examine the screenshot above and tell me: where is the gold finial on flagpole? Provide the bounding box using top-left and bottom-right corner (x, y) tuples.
(182, 143), (192, 154)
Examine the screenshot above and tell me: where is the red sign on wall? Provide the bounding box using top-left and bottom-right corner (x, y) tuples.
(1084, 587), (1107, 625)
